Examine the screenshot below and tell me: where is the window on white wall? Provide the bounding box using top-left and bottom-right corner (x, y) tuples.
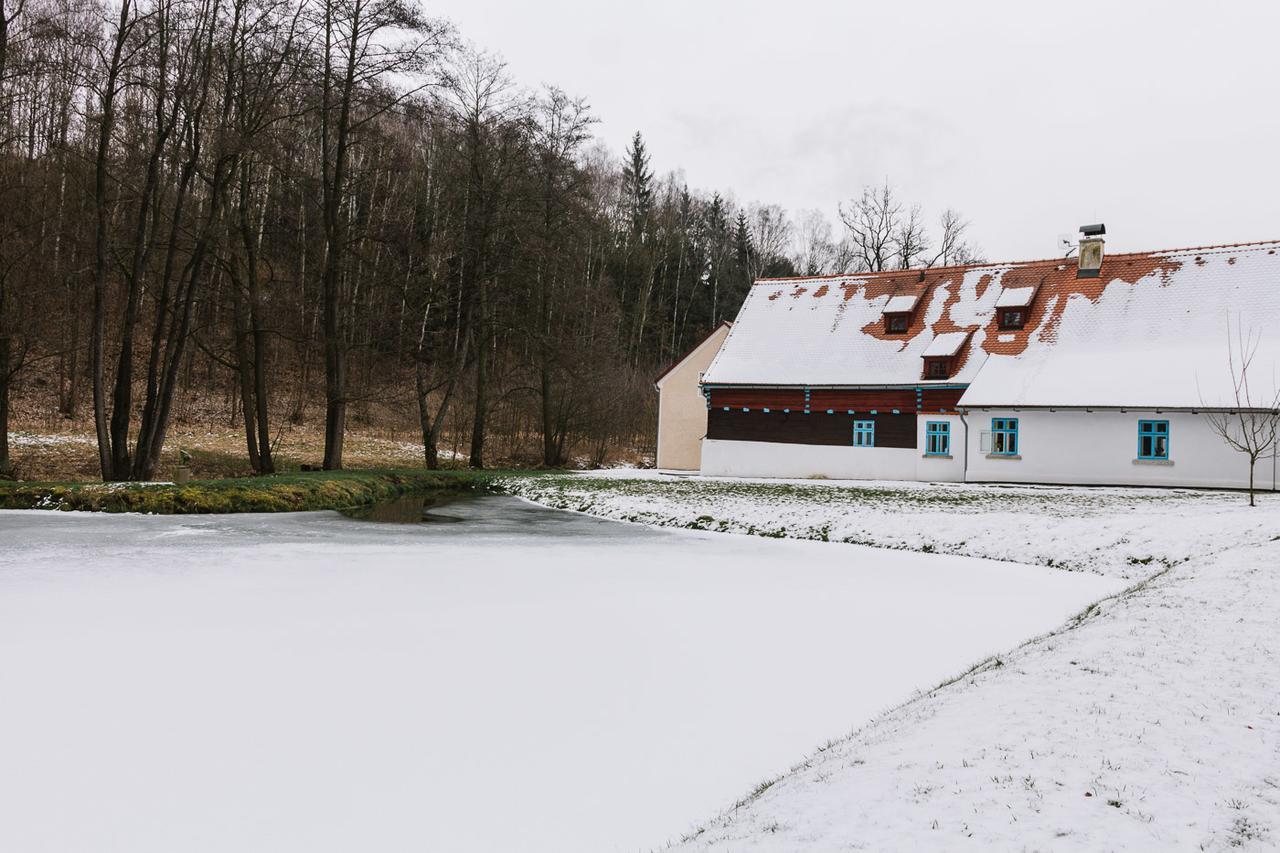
(1138, 420), (1169, 460)
(991, 418), (1019, 455)
(925, 421), (950, 456)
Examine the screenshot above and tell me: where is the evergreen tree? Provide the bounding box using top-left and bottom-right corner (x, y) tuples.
(621, 131), (653, 236)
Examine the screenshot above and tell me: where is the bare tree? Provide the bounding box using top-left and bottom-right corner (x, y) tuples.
(747, 203), (792, 277)
(314, 0), (450, 470)
(791, 208), (835, 276)
(89, 0), (146, 480)
(1204, 322), (1280, 506)
(839, 182), (982, 273)
(838, 181), (899, 272)
(441, 48), (527, 469)
(893, 203), (929, 270)
(931, 208), (974, 267)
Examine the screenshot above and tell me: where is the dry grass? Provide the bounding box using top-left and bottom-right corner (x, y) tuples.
(5, 373), (652, 482)
(4, 422), (443, 482)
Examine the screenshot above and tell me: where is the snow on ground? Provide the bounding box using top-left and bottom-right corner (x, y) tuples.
(0, 498), (1118, 853)
(668, 540), (1280, 852)
(5, 431), (97, 447)
(499, 473), (1280, 851)
(502, 472), (1280, 578)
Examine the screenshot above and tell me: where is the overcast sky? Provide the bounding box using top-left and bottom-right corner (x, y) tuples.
(427, 0), (1280, 262)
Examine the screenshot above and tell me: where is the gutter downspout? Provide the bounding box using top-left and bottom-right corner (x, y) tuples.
(959, 409), (970, 484)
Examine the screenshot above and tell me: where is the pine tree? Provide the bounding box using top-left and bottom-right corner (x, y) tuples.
(621, 131), (653, 236)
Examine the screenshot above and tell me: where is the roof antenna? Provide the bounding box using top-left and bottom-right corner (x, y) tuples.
(1058, 232), (1077, 258)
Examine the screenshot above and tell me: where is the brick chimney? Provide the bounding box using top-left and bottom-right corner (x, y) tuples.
(1077, 223), (1105, 279)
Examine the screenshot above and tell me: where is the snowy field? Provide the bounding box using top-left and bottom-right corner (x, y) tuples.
(0, 498), (1119, 853)
(669, 537), (1280, 852)
(502, 470), (1280, 578)
(502, 473), (1280, 850)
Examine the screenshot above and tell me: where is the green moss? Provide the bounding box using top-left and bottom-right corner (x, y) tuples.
(0, 468), (546, 514)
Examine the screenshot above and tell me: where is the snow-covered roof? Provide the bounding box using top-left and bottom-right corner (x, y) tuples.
(702, 240), (1280, 407)
(995, 285), (1037, 309)
(922, 331), (971, 358)
(962, 242), (1280, 409)
(883, 293), (920, 314)
(702, 270), (994, 387)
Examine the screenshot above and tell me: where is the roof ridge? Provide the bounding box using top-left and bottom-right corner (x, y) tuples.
(753, 238), (1280, 286)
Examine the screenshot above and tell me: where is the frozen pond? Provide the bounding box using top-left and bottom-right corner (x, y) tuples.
(0, 497), (1123, 852)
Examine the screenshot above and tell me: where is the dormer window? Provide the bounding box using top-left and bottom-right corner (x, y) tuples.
(994, 279), (1040, 331)
(921, 330), (972, 381)
(882, 290), (922, 335)
(998, 307), (1025, 330)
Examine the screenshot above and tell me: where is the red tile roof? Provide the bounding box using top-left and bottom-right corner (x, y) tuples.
(703, 240), (1280, 409)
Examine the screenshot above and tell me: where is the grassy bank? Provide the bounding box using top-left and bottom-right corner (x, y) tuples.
(0, 469), (532, 514)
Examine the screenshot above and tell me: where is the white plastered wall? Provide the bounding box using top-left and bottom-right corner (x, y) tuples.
(964, 410), (1280, 490)
(914, 413), (966, 482)
(700, 440), (918, 480)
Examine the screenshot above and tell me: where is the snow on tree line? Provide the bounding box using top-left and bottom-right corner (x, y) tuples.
(0, 0), (981, 479)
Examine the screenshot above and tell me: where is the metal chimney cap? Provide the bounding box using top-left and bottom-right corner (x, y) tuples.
(1079, 223), (1106, 237)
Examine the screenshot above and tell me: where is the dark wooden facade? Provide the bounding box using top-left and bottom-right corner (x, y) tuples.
(919, 387), (964, 412)
(707, 409), (917, 448)
(704, 385), (966, 449)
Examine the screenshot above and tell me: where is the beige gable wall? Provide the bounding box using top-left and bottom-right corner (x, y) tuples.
(655, 323), (731, 471)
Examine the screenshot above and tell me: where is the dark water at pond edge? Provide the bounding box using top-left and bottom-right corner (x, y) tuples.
(340, 492), (477, 524)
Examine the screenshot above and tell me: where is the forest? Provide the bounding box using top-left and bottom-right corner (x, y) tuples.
(0, 0), (981, 480)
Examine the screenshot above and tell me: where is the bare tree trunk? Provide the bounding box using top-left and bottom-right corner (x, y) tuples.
(415, 358), (436, 468)
(317, 0), (363, 471)
(540, 357), (556, 466)
(231, 275), (261, 470)
(134, 221), (222, 481)
(108, 36), (180, 480)
(0, 332), (11, 477)
(469, 333), (487, 469)
(321, 263), (346, 468)
(239, 162), (273, 473)
(91, 0), (134, 480)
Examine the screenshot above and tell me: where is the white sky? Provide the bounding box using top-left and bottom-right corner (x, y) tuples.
(427, 0), (1280, 261)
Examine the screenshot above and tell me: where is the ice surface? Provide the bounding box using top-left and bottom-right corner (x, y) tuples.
(0, 498), (1119, 853)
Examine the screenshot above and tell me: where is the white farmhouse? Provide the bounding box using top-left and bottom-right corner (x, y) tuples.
(695, 229), (1280, 489)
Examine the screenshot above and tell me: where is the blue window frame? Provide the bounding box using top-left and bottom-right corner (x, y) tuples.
(1138, 420), (1169, 460)
(853, 420), (875, 447)
(991, 417), (1019, 455)
(925, 421), (950, 456)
